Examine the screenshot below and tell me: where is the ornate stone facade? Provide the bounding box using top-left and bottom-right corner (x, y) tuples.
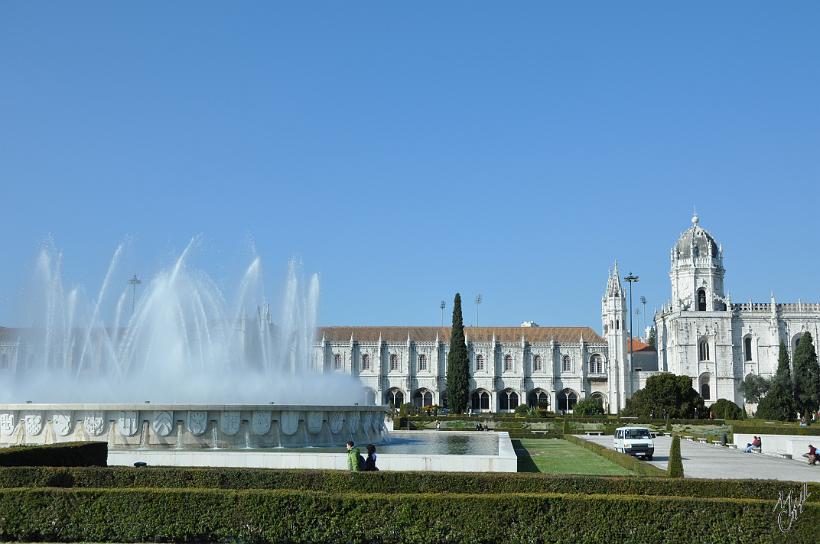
(655, 215), (820, 407)
(313, 325), (618, 414)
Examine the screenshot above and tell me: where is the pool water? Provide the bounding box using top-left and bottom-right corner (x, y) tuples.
(380, 431), (499, 455)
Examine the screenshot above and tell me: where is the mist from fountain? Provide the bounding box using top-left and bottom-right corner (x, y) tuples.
(0, 239), (365, 405)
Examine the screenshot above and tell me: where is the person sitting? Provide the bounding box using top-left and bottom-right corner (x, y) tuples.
(752, 436), (762, 453)
(804, 444), (817, 466)
(364, 444), (379, 471)
(744, 441), (754, 453)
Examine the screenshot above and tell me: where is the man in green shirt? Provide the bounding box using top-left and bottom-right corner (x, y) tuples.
(346, 440), (362, 472)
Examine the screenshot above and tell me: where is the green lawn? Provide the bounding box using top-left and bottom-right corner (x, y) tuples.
(514, 438), (634, 475)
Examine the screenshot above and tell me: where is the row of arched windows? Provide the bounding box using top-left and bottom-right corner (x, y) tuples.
(384, 387), (606, 413)
(338, 351), (605, 373)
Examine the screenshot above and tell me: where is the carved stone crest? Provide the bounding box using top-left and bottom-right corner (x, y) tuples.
(117, 411), (139, 437)
(24, 413), (43, 436)
(83, 412), (105, 436)
(187, 411), (208, 436)
(329, 412), (344, 434)
(280, 411), (300, 436)
(153, 411), (174, 437)
(306, 412), (324, 435)
(0, 412), (15, 436)
(52, 412), (73, 436)
(251, 411), (271, 435)
(219, 411), (240, 436)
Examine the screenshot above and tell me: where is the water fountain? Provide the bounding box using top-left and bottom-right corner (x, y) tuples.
(0, 240), (388, 454)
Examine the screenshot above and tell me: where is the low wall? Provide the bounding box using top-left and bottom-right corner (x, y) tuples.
(0, 403), (388, 449)
(108, 432), (518, 472)
(734, 433), (817, 457)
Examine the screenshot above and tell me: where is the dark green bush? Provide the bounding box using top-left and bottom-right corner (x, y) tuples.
(0, 488), (816, 543)
(2, 467), (816, 503)
(564, 435), (667, 477)
(668, 436), (684, 478)
(0, 442), (107, 467)
(710, 399), (744, 420)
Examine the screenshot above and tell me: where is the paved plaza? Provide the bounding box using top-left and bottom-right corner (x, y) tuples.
(581, 435), (820, 482)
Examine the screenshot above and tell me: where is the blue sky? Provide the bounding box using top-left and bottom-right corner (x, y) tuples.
(1, 2), (819, 331)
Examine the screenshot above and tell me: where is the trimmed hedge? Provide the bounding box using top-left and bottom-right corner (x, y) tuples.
(0, 488), (817, 543)
(564, 435), (667, 477)
(730, 422), (820, 436)
(2, 466), (815, 502)
(0, 442), (107, 467)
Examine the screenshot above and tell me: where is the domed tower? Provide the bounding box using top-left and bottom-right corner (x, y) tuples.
(669, 214), (727, 313)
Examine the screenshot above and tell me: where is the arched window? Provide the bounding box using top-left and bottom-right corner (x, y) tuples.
(386, 388), (404, 407)
(693, 245), (700, 258)
(558, 389), (578, 413)
(562, 355), (572, 373)
(470, 389), (491, 411)
(699, 373), (711, 400)
(533, 355), (542, 372)
(503, 354), (513, 372)
(475, 354), (485, 371)
(333, 354), (342, 370)
(418, 354), (427, 371)
(528, 389), (549, 409)
(499, 389), (519, 411)
(743, 337), (753, 362)
(697, 289), (707, 311)
(389, 354), (399, 371)
(792, 333), (804, 355)
(413, 389), (433, 407)
(698, 339), (710, 361)
(616, 319), (620, 330)
(589, 354), (603, 374)
(361, 354), (370, 370)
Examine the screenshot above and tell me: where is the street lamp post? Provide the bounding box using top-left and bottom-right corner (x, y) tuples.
(624, 273), (639, 376)
(440, 300), (446, 327)
(640, 296), (647, 337)
(128, 274), (142, 315)
(475, 294), (482, 327)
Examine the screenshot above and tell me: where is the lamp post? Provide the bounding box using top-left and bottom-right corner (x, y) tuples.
(128, 274), (142, 315)
(440, 300), (446, 327)
(475, 294), (482, 327)
(640, 296), (647, 337)
(624, 273), (639, 375)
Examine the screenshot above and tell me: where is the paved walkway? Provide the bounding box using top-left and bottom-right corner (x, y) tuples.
(580, 435), (820, 482)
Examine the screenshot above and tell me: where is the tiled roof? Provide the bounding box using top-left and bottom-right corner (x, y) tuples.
(629, 338), (655, 352)
(318, 326), (605, 344)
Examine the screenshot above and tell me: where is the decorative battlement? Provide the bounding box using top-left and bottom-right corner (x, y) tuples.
(731, 302), (820, 313)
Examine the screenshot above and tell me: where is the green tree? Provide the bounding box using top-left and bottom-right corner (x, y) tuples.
(647, 327), (657, 350)
(668, 435), (684, 478)
(756, 342), (797, 421)
(573, 397), (605, 416)
(708, 399), (743, 420)
(740, 373), (771, 404)
(621, 373), (705, 418)
(445, 293), (470, 414)
(793, 332), (820, 419)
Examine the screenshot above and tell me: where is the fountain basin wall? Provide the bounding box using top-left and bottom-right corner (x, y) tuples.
(0, 404), (388, 449)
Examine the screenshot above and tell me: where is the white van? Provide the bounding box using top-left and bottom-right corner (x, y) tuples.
(613, 426), (655, 460)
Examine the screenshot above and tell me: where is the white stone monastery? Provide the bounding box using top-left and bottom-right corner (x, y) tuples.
(312, 214), (820, 414)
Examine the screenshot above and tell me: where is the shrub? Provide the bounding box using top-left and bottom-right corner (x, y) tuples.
(573, 398), (605, 416)
(0, 488), (817, 543)
(514, 404), (529, 416)
(709, 399), (744, 420)
(621, 373), (705, 418)
(564, 435), (667, 478)
(668, 436), (684, 478)
(0, 442), (107, 467)
(1, 466), (817, 503)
